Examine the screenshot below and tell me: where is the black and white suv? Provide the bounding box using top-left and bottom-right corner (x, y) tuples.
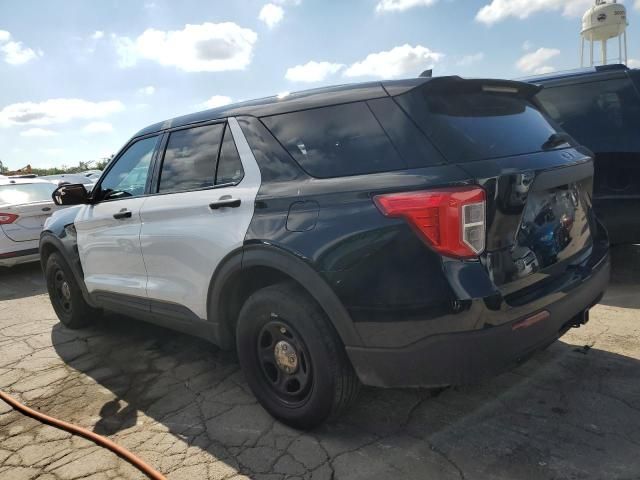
(41, 76), (610, 428)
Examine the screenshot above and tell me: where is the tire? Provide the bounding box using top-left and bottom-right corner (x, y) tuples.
(236, 281), (360, 429)
(45, 252), (101, 329)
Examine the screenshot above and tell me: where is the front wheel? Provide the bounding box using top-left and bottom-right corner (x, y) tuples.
(45, 252), (101, 329)
(236, 281), (360, 429)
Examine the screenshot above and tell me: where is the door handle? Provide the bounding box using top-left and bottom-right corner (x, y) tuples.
(113, 210), (132, 220)
(209, 197), (241, 210)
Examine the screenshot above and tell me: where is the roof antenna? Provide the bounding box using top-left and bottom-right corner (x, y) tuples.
(419, 69), (433, 78)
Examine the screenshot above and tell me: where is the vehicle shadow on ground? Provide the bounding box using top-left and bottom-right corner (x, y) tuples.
(48, 309), (640, 479)
(0, 262), (46, 301)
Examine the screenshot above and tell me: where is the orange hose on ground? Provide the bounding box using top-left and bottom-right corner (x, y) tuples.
(0, 389), (166, 480)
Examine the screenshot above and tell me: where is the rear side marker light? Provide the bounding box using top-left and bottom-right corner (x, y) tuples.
(0, 213), (18, 225)
(373, 186), (486, 259)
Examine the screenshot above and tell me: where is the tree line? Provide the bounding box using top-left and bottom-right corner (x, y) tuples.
(0, 157), (112, 176)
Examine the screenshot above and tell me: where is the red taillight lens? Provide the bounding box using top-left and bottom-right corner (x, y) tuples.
(373, 186), (486, 258)
(0, 213), (18, 225)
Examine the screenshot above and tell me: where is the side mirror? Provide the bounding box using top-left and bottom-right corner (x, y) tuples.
(52, 183), (89, 206)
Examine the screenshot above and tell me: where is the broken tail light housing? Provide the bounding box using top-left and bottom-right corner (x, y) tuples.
(373, 186), (486, 259)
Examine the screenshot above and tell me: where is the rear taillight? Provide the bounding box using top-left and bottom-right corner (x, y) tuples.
(0, 213), (18, 225)
(373, 186), (486, 258)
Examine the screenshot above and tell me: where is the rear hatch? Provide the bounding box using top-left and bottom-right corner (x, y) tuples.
(395, 77), (600, 298)
(0, 182), (58, 242)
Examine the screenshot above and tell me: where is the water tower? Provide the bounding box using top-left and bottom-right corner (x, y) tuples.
(581, 0), (628, 67)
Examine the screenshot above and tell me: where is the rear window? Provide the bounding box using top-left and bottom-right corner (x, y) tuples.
(535, 77), (640, 153)
(0, 183), (55, 205)
(396, 86), (566, 163)
(262, 102), (406, 178)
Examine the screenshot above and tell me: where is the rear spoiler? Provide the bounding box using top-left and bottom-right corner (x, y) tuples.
(403, 76), (542, 99)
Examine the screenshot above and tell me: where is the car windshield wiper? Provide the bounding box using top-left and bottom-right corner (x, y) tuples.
(542, 132), (572, 151)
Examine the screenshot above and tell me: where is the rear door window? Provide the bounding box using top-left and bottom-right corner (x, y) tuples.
(216, 125), (244, 185)
(159, 124), (225, 193)
(535, 77), (640, 153)
(262, 102), (406, 178)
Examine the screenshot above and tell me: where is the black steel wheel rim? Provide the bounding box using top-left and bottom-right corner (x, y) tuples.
(256, 319), (313, 406)
(52, 267), (72, 314)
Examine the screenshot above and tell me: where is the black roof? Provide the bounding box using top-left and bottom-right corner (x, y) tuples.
(133, 78), (429, 138)
(133, 75), (542, 138)
(521, 63), (632, 85)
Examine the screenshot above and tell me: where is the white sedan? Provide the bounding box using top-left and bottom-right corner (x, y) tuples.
(0, 177), (60, 267)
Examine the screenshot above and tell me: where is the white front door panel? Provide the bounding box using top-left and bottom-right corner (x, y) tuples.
(75, 198), (148, 297)
(139, 118), (261, 319)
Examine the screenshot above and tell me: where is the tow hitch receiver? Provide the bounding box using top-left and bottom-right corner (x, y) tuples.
(573, 309), (590, 328)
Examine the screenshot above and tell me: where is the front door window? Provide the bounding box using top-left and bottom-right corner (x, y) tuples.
(98, 136), (159, 201)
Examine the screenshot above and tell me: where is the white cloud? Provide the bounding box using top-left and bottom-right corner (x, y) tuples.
(114, 22), (258, 72)
(20, 128), (57, 137)
(522, 40), (533, 51)
(627, 58), (640, 68)
(375, 0), (437, 13)
(0, 99), (124, 127)
(344, 44), (444, 79)
(1, 42), (40, 64)
(92, 30), (104, 40)
(456, 52), (485, 66)
(259, 4), (285, 28)
(476, 0), (593, 25)
(636, 0), (640, 11)
(516, 47), (560, 74)
(202, 95), (233, 109)
(138, 85), (155, 95)
(83, 122), (113, 134)
(0, 31), (41, 65)
(285, 61), (344, 82)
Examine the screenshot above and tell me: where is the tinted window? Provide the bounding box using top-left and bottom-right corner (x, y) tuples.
(237, 117), (303, 182)
(100, 135), (158, 200)
(536, 78), (640, 153)
(216, 125), (244, 185)
(397, 87), (566, 163)
(367, 97), (444, 168)
(262, 102), (406, 178)
(159, 124), (224, 193)
(0, 183), (56, 205)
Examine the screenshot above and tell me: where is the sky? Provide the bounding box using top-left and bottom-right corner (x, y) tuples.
(1, 0), (640, 169)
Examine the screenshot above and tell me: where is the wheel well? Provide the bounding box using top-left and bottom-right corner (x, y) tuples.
(39, 241), (57, 266)
(216, 266), (303, 349)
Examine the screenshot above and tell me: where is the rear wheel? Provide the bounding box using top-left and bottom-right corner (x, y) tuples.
(45, 252), (101, 329)
(236, 281), (360, 429)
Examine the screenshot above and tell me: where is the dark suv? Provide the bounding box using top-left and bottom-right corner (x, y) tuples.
(527, 64), (640, 244)
(41, 76), (610, 428)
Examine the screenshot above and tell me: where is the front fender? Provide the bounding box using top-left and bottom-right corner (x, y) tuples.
(40, 206), (95, 307)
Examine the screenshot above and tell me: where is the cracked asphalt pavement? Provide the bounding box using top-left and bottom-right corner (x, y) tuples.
(0, 246), (639, 480)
